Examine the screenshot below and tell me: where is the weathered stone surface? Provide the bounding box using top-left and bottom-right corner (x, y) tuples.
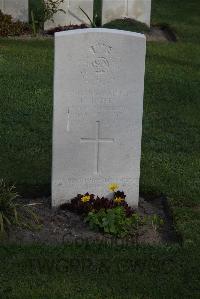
(0, 0), (28, 22)
(44, 0), (93, 30)
(102, 0), (151, 26)
(52, 28), (146, 207)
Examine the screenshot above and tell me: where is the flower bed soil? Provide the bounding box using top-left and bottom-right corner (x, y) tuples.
(44, 23), (88, 35)
(1, 197), (179, 246)
(44, 23), (174, 42)
(6, 23), (175, 43)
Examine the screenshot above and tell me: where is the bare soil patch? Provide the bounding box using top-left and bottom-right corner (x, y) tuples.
(1, 197), (178, 246)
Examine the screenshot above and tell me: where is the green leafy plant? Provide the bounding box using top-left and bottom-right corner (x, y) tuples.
(137, 214), (164, 232)
(93, 0), (102, 27)
(31, 10), (37, 36)
(79, 6), (96, 28)
(30, 0), (66, 33)
(29, 0), (44, 31)
(85, 206), (143, 237)
(43, 0), (66, 23)
(0, 179), (39, 237)
(79, 0), (103, 28)
(150, 214), (164, 231)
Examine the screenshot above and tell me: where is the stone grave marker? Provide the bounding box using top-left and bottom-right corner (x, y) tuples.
(52, 28), (146, 207)
(102, 0), (151, 27)
(44, 0), (93, 30)
(0, 0), (29, 22)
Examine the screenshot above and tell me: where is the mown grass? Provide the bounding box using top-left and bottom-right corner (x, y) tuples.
(0, 244), (200, 299)
(0, 39), (53, 195)
(0, 0), (200, 297)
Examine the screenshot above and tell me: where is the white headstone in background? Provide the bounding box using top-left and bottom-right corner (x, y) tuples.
(52, 28), (146, 207)
(1, 0), (29, 22)
(44, 0), (93, 30)
(102, 0), (151, 27)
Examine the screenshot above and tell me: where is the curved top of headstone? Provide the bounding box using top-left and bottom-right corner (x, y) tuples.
(55, 28), (146, 40)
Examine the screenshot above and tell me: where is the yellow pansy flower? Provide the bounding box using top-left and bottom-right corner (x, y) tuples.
(114, 197), (124, 204)
(81, 195), (91, 203)
(108, 183), (119, 192)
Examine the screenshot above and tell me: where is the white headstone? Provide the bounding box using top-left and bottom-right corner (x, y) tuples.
(44, 0), (93, 30)
(0, 0), (29, 22)
(102, 0), (151, 27)
(52, 28), (146, 207)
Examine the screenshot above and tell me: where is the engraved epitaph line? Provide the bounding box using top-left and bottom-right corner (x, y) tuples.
(80, 121), (114, 174)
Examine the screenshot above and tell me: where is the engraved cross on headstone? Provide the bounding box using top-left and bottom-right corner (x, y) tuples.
(80, 121), (114, 174)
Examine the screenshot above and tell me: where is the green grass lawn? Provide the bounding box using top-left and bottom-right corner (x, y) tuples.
(0, 0), (200, 297)
(0, 39), (53, 195)
(0, 244), (199, 299)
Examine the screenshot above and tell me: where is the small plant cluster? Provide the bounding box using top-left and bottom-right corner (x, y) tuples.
(62, 183), (135, 217)
(80, 0), (103, 27)
(61, 184), (164, 237)
(30, 0), (66, 35)
(43, 0), (65, 23)
(0, 10), (30, 37)
(0, 179), (39, 237)
(85, 206), (143, 237)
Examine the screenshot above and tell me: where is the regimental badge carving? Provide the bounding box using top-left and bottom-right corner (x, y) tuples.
(90, 42), (112, 55)
(92, 57), (110, 73)
(80, 41), (114, 80)
(90, 41), (112, 74)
